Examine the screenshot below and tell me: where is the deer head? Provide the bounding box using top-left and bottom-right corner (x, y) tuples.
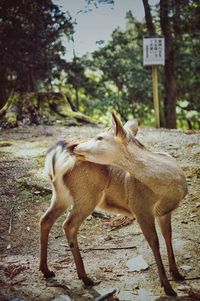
(74, 113), (140, 165)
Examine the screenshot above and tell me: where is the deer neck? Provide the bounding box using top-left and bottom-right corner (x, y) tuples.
(117, 144), (185, 198)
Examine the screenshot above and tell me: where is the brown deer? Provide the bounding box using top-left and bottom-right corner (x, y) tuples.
(74, 113), (188, 296)
(39, 122), (137, 286)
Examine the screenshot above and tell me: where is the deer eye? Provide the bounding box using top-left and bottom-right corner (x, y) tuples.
(97, 136), (103, 141)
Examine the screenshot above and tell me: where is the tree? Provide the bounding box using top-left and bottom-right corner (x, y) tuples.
(143, 0), (200, 128)
(80, 12), (153, 123)
(173, 0), (200, 113)
(160, 0), (177, 128)
(142, 0), (177, 128)
(0, 0), (73, 109)
(91, 0), (199, 128)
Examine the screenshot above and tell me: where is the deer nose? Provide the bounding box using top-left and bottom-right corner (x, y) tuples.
(73, 145), (87, 161)
(73, 144), (87, 155)
(73, 145), (82, 154)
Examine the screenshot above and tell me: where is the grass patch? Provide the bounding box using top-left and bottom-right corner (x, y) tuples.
(37, 155), (45, 167)
(17, 180), (51, 202)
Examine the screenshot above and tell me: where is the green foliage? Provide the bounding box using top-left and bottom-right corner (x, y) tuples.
(174, 1), (200, 113)
(75, 2), (200, 129)
(176, 100), (200, 130)
(0, 0), (73, 108)
(78, 12), (153, 123)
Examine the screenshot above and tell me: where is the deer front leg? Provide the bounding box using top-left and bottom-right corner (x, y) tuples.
(157, 213), (184, 280)
(136, 213), (177, 297)
(39, 202), (66, 277)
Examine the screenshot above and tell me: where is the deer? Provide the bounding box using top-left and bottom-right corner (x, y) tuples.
(74, 113), (188, 296)
(39, 122), (138, 287)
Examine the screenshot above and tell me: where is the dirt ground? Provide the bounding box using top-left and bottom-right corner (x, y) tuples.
(0, 124), (200, 301)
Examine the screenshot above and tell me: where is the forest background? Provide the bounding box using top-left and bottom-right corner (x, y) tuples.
(0, 0), (199, 130)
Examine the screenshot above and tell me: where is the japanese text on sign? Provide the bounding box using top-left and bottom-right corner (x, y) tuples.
(143, 37), (165, 66)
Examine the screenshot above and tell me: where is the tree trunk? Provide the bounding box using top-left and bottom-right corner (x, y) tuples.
(142, 0), (177, 128)
(27, 65), (37, 93)
(65, 95), (78, 112)
(0, 87), (7, 110)
(0, 69), (9, 110)
(160, 0), (177, 128)
(0, 91), (15, 119)
(142, 0), (156, 36)
(75, 86), (79, 110)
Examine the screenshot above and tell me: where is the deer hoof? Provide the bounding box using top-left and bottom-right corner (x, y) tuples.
(164, 285), (177, 297)
(171, 270), (185, 281)
(82, 276), (95, 287)
(43, 270), (55, 278)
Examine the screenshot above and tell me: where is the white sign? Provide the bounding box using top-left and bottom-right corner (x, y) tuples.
(143, 37), (165, 66)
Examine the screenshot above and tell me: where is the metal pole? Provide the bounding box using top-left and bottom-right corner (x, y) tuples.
(152, 65), (160, 128)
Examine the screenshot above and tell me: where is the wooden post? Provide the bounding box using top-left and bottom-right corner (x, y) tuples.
(152, 65), (160, 128)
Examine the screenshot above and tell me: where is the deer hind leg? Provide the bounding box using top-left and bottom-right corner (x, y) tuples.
(157, 213), (184, 280)
(136, 212), (177, 296)
(39, 200), (67, 277)
(63, 196), (101, 286)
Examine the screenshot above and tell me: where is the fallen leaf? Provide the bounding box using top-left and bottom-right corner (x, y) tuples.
(187, 288), (200, 299)
(103, 216), (134, 228)
(4, 264), (27, 279)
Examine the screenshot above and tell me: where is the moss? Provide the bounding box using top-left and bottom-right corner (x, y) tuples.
(17, 180), (51, 198)
(67, 110), (97, 124)
(19, 187), (33, 199)
(37, 155), (45, 167)
(1, 112), (18, 128)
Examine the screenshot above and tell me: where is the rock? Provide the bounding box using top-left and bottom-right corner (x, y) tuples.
(126, 255), (149, 272)
(95, 289), (116, 301)
(138, 288), (154, 301)
(180, 264), (193, 271)
(33, 190), (41, 195)
(117, 290), (136, 300)
(183, 254), (192, 259)
(177, 284), (190, 291)
(7, 244), (11, 250)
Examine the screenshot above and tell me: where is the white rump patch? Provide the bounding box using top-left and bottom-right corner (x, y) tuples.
(45, 143), (76, 179)
(45, 143), (76, 208)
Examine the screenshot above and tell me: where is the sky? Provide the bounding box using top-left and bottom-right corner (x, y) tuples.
(54, 0), (158, 60)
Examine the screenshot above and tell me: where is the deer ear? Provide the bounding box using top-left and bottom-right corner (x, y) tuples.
(124, 120), (138, 136)
(111, 112), (127, 142)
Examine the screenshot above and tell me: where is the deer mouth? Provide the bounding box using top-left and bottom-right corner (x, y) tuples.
(73, 146), (86, 161)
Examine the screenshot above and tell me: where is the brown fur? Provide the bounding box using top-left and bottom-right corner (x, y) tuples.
(39, 140), (148, 287)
